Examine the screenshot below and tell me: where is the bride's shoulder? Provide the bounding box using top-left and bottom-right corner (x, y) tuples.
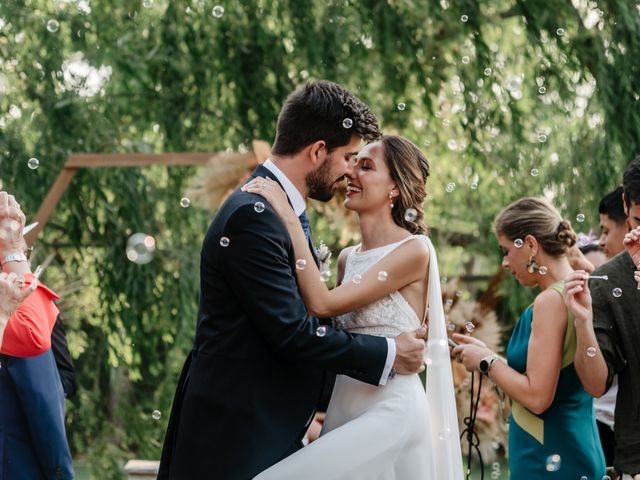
(398, 235), (431, 262)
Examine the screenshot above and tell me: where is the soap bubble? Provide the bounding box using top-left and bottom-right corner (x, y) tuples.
(212, 5), (224, 18)
(404, 208), (418, 222)
(46, 19), (60, 33)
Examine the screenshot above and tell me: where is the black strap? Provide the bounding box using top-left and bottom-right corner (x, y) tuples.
(460, 371), (484, 480)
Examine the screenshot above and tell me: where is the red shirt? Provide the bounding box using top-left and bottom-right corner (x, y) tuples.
(0, 273), (59, 357)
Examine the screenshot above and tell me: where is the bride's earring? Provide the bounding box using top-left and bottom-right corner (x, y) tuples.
(389, 191), (394, 208)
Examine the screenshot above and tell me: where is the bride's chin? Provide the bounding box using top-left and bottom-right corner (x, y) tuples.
(343, 199), (359, 212)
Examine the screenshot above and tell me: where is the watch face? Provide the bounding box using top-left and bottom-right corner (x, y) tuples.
(479, 360), (488, 374)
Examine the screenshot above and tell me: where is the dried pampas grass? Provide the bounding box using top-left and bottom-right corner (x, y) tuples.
(184, 140), (270, 211)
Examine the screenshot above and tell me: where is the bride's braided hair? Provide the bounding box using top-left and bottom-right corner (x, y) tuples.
(381, 135), (430, 235)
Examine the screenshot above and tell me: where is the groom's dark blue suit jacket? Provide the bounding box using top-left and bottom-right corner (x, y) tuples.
(158, 165), (388, 479)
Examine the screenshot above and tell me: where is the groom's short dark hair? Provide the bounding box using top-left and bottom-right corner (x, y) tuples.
(623, 155), (640, 208)
(272, 80), (380, 156)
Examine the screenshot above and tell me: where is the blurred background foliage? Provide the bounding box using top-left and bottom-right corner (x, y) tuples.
(0, 0), (639, 477)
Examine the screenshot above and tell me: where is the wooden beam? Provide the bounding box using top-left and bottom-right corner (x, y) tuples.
(25, 152), (218, 246)
(66, 152), (214, 168)
(25, 167), (78, 247)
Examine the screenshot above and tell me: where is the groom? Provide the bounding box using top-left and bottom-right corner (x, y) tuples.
(158, 80), (427, 479)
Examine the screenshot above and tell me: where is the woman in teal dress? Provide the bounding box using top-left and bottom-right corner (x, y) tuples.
(453, 197), (605, 479)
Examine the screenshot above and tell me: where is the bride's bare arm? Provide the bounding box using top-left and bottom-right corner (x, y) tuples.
(242, 177), (429, 318)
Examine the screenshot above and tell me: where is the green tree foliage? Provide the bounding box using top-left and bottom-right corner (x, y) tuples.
(0, 1), (638, 477)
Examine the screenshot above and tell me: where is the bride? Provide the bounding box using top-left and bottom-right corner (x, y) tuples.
(243, 135), (462, 480)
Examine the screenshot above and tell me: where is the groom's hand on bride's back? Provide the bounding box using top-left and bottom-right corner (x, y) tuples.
(393, 326), (427, 374)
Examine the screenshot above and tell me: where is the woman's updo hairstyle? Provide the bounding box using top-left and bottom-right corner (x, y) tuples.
(494, 197), (576, 257)
(380, 135), (430, 235)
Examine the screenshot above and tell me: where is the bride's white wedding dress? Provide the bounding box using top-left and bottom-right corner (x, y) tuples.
(255, 235), (463, 480)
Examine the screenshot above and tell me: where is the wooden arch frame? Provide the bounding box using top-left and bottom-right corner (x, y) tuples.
(24, 152), (216, 247)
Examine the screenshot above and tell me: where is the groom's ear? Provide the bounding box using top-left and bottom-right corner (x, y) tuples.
(308, 140), (327, 166)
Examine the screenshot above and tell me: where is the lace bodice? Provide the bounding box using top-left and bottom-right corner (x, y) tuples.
(333, 235), (427, 338)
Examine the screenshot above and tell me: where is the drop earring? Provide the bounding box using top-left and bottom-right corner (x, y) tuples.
(526, 255), (539, 274)
(389, 191), (394, 208)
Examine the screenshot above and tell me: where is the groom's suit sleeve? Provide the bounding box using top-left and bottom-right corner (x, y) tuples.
(220, 201), (388, 386)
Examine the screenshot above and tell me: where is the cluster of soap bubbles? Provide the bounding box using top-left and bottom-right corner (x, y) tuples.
(126, 233), (156, 264)
(545, 453), (561, 472)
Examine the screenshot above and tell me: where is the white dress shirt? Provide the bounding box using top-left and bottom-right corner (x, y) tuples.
(262, 159), (396, 385)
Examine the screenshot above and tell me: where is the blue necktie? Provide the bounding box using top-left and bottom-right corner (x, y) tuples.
(299, 211), (311, 242)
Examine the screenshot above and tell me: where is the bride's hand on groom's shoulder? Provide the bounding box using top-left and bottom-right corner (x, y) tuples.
(450, 334), (492, 373)
(242, 177), (296, 224)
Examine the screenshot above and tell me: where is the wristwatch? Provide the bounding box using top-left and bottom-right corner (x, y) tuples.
(479, 354), (500, 376)
(1, 252), (28, 266)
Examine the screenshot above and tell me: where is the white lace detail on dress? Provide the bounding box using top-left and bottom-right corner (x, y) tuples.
(333, 236), (424, 338)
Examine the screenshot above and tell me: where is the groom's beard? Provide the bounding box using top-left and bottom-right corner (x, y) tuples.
(306, 156), (338, 202)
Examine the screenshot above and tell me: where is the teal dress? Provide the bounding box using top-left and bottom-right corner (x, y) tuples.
(506, 283), (605, 479)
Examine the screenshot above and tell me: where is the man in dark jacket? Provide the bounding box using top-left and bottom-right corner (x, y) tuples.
(565, 155), (640, 479)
